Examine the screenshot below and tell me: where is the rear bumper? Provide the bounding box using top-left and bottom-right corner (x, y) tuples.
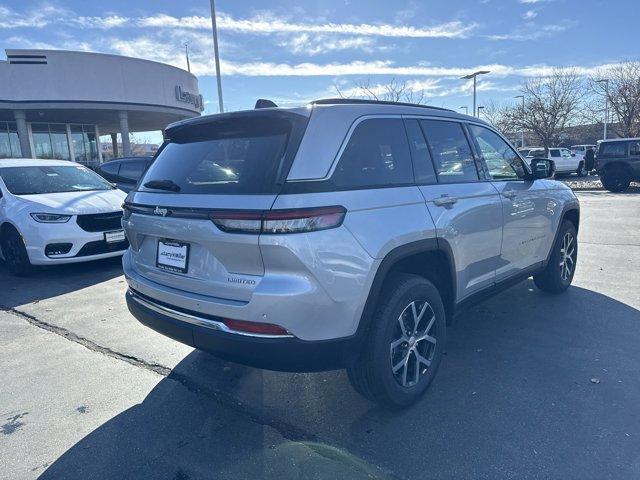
(126, 289), (357, 372)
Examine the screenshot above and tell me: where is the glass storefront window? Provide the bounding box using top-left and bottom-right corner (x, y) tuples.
(0, 122), (22, 158)
(50, 124), (70, 161)
(70, 125), (87, 163)
(8, 123), (21, 157)
(70, 124), (99, 165)
(31, 123), (70, 160)
(31, 123), (54, 159)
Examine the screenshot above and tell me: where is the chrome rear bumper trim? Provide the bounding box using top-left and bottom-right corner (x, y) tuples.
(128, 289), (294, 339)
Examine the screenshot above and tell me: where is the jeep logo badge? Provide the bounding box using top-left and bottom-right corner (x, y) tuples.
(154, 206), (169, 217)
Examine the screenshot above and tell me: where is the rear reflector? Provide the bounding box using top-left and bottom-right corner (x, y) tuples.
(209, 206), (346, 234)
(223, 318), (291, 336)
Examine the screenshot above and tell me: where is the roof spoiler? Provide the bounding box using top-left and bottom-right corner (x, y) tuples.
(255, 99), (278, 109)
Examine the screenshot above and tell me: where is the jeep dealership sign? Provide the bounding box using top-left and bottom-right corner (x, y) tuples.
(175, 86), (204, 112)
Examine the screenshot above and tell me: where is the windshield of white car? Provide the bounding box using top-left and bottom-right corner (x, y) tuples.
(0, 165), (115, 195)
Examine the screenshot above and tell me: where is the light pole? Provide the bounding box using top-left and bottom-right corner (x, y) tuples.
(184, 42), (190, 73)
(515, 95), (525, 148)
(461, 70), (490, 117)
(477, 105), (484, 117)
(209, 0), (224, 113)
(596, 79), (609, 140)
(459, 106), (468, 115)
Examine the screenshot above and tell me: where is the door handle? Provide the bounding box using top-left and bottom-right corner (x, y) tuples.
(433, 196), (458, 207)
(502, 191), (517, 200)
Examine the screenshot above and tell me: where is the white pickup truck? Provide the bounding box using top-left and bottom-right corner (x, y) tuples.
(527, 147), (586, 176)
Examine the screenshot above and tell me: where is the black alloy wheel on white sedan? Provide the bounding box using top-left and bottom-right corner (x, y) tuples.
(0, 225), (33, 276)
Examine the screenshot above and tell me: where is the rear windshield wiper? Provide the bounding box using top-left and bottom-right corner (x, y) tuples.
(143, 179), (181, 192)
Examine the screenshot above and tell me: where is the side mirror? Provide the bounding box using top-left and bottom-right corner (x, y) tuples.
(530, 158), (555, 179)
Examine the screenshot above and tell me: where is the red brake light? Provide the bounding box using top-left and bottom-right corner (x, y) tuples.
(208, 210), (263, 233)
(209, 206), (346, 234)
(223, 318), (291, 336)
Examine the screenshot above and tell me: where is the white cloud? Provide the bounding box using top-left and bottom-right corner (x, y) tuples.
(199, 59), (610, 78)
(487, 23), (572, 41)
(280, 34), (378, 55)
(0, 5), (67, 28)
(0, 6), (477, 39)
(71, 16), (130, 29)
(523, 10), (538, 19)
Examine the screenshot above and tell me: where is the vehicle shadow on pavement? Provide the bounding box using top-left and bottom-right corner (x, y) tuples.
(0, 257), (123, 309)
(40, 281), (640, 479)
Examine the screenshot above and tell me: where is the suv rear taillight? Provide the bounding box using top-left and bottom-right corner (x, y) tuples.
(209, 206), (346, 234)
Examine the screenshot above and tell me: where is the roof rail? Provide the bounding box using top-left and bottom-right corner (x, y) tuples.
(311, 98), (454, 112)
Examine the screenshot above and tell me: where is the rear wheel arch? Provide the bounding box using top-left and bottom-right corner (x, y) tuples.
(357, 240), (456, 342)
(563, 207), (580, 233)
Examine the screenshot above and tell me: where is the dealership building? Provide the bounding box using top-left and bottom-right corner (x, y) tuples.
(0, 49), (203, 165)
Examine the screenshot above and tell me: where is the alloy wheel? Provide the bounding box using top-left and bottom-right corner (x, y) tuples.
(390, 300), (437, 388)
(559, 232), (576, 282)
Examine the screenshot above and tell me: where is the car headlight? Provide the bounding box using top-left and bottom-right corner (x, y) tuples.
(30, 213), (72, 223)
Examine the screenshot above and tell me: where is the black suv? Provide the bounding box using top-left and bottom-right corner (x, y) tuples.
(95, 157), (153, 192)
(596, 139), (640, 192)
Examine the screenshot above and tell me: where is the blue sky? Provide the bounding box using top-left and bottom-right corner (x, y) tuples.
(1, 0), (638, 142)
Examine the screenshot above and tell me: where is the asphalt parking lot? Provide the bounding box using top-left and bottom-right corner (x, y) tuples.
(2, 190), (640, 480)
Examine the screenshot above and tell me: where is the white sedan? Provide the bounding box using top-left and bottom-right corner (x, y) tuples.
(0, 158), (127, 275)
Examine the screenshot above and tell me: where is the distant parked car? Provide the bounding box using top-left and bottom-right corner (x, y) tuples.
(596, 138), (640, 192)
(518, 148), (532, 157)
(95, 157), (153, 192)
(527, 147), (586, 176)
(0, 159), (127, 275)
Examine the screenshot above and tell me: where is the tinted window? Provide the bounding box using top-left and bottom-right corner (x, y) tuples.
(140, 114), (305, 194)
(331, 118), (413, 188)
(404, 119), (436, 184)
(420, 120), (478, 183)
(550, 149), (561, 157)
(0, 165), (114, 195)
(99, 162), (120, 180)
(599, 142), (627, 157)
(630, 142), (640, 156)
(118, 162), (145, 182)
(468, 125), (524, 180)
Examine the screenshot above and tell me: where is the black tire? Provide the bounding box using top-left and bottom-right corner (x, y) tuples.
(576, 162), (586, 177)
(0, 226), (33, 276)
(533, 220), (577, 293)
(601, 165), (631, 192)
(347, 273), (446, 409)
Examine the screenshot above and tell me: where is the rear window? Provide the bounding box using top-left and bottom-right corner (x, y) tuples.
(599, 142), (627, 157)
(139, 113), (307, 194)
(420, 120), (479, 183)
(0, 165), (114, 195)
(550, 150), (561, 157)
(330, 118), (413, 188)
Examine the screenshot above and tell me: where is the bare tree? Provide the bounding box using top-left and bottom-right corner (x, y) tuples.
(481, 100), (516, 134)
(335, 77), (428, 104)
(511, 69), (585, 150)
(591, 61), (640, 138)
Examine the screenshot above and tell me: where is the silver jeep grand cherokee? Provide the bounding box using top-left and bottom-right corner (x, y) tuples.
(123, 99), (579, 408)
